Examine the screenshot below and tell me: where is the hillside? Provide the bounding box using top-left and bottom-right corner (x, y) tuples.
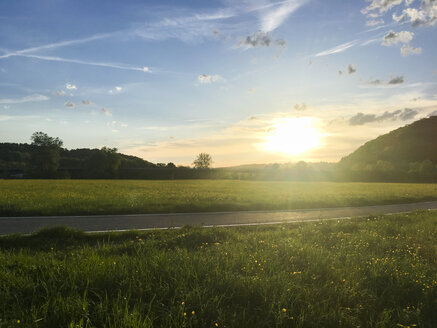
(340, 116), (437, 166)
(338, 116), (437, 181)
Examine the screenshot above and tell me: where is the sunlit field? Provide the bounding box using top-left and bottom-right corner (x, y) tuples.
(1, 211), (436, 327)
(1, 180), (437, 216)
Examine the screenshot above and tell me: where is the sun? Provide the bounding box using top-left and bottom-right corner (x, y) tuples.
(261, 117), (321, 156)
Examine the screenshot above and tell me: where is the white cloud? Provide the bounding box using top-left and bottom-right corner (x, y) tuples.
(66, 83), (77, 90)
(237, 31), (286, 48)
(382, 30), (414, 46)
(392, 2), (437, 27)
(260, 0), (308, 32)
(109, 86), (123, 94)
(361, 0), (404, 16)
(198, 74), (224, 84)
(81, 100), (92, 105)
(400, 44), (423, 56)
(0, 94), (49, 104)
(3, 105), (10, 109)
(55, 90), (66, 96)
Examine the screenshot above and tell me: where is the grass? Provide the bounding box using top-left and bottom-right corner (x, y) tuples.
(2, 180), (437, 216)
(0, 211), (436, 327)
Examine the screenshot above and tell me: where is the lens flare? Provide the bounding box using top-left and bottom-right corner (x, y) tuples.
(261, 117), (321, 155)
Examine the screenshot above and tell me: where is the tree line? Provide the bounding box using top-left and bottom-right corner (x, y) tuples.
(0, 132), (214, 179)
(1, 130), (437, 182)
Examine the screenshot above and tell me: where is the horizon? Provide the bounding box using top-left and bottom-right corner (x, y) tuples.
(1, 0), (437, 166)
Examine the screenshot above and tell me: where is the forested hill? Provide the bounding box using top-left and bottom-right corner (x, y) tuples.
(338, 116), (437, 181)
(0, 143), (160, 178)
(340, 116), (437, 165)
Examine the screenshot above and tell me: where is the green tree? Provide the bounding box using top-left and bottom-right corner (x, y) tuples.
(28, 132), (63, 178)
(84, 147), (121, 178)
(193, 153), (212, 169)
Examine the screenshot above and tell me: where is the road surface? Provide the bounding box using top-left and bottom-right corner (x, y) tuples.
(1, 201), (437, 235)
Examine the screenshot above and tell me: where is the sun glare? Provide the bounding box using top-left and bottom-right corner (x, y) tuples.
(261, 117), (321, 156)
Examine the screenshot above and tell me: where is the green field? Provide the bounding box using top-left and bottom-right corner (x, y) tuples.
(0, 211), (436, 327)
(2, 180), (437, 216)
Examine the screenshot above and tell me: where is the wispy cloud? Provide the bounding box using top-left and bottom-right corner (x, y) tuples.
(11, 54), (151, 73)
(400, 44), (422, 56)
(198, 74), (224, 84)
(315, 40), (360, 57)
(349, 108), (418, 125)
(64, 101), (75, 108)
(260, 0), (308, 32)
(388, 76), (404, 84)
(109, 86), (124, 94)
(366, 19), (385, 26)
(0, 94), (49, 104)
(102, 108), (112, 116)
(66, 83), (77, 90)
(0, 114), (41, 122)
(361, 0), (403, 16)
(0, 33), (114, 60)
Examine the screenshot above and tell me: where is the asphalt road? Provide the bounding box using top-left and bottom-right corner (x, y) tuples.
(1, 201), (437, 235)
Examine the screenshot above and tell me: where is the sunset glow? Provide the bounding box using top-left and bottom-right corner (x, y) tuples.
(261, 117), (321, 156)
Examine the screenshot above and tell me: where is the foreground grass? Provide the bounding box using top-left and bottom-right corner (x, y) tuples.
(2, 180), (437, 216)
(0, 211), (436, 327)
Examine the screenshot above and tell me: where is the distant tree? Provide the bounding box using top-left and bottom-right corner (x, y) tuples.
(156, 163), (166, 168)
(193, 153), (212, 169)
(166, 162), (176, 168)
(83, 147), (121, 178)
(31, 132), (63, 148)
(28, 132), (63, 178)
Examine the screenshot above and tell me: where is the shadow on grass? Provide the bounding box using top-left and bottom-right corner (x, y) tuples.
(0, 224), (235, 252)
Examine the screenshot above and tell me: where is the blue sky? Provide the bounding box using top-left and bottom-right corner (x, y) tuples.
(1, 0), (436, 166)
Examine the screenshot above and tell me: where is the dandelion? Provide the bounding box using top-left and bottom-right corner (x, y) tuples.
(184, 312), (187, 316)
(192, 310), (195, 315)
(215, 323), (219, 327)
(17, 320), (20, 324)
(282, 308), (287, 312)
(181, 301), (185, 305)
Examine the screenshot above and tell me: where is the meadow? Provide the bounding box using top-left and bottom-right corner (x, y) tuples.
(0, 211), (436, 327)
(2, 180), (437, 216)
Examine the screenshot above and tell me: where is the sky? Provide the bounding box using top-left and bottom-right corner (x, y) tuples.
(0, 0), (436, 167)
